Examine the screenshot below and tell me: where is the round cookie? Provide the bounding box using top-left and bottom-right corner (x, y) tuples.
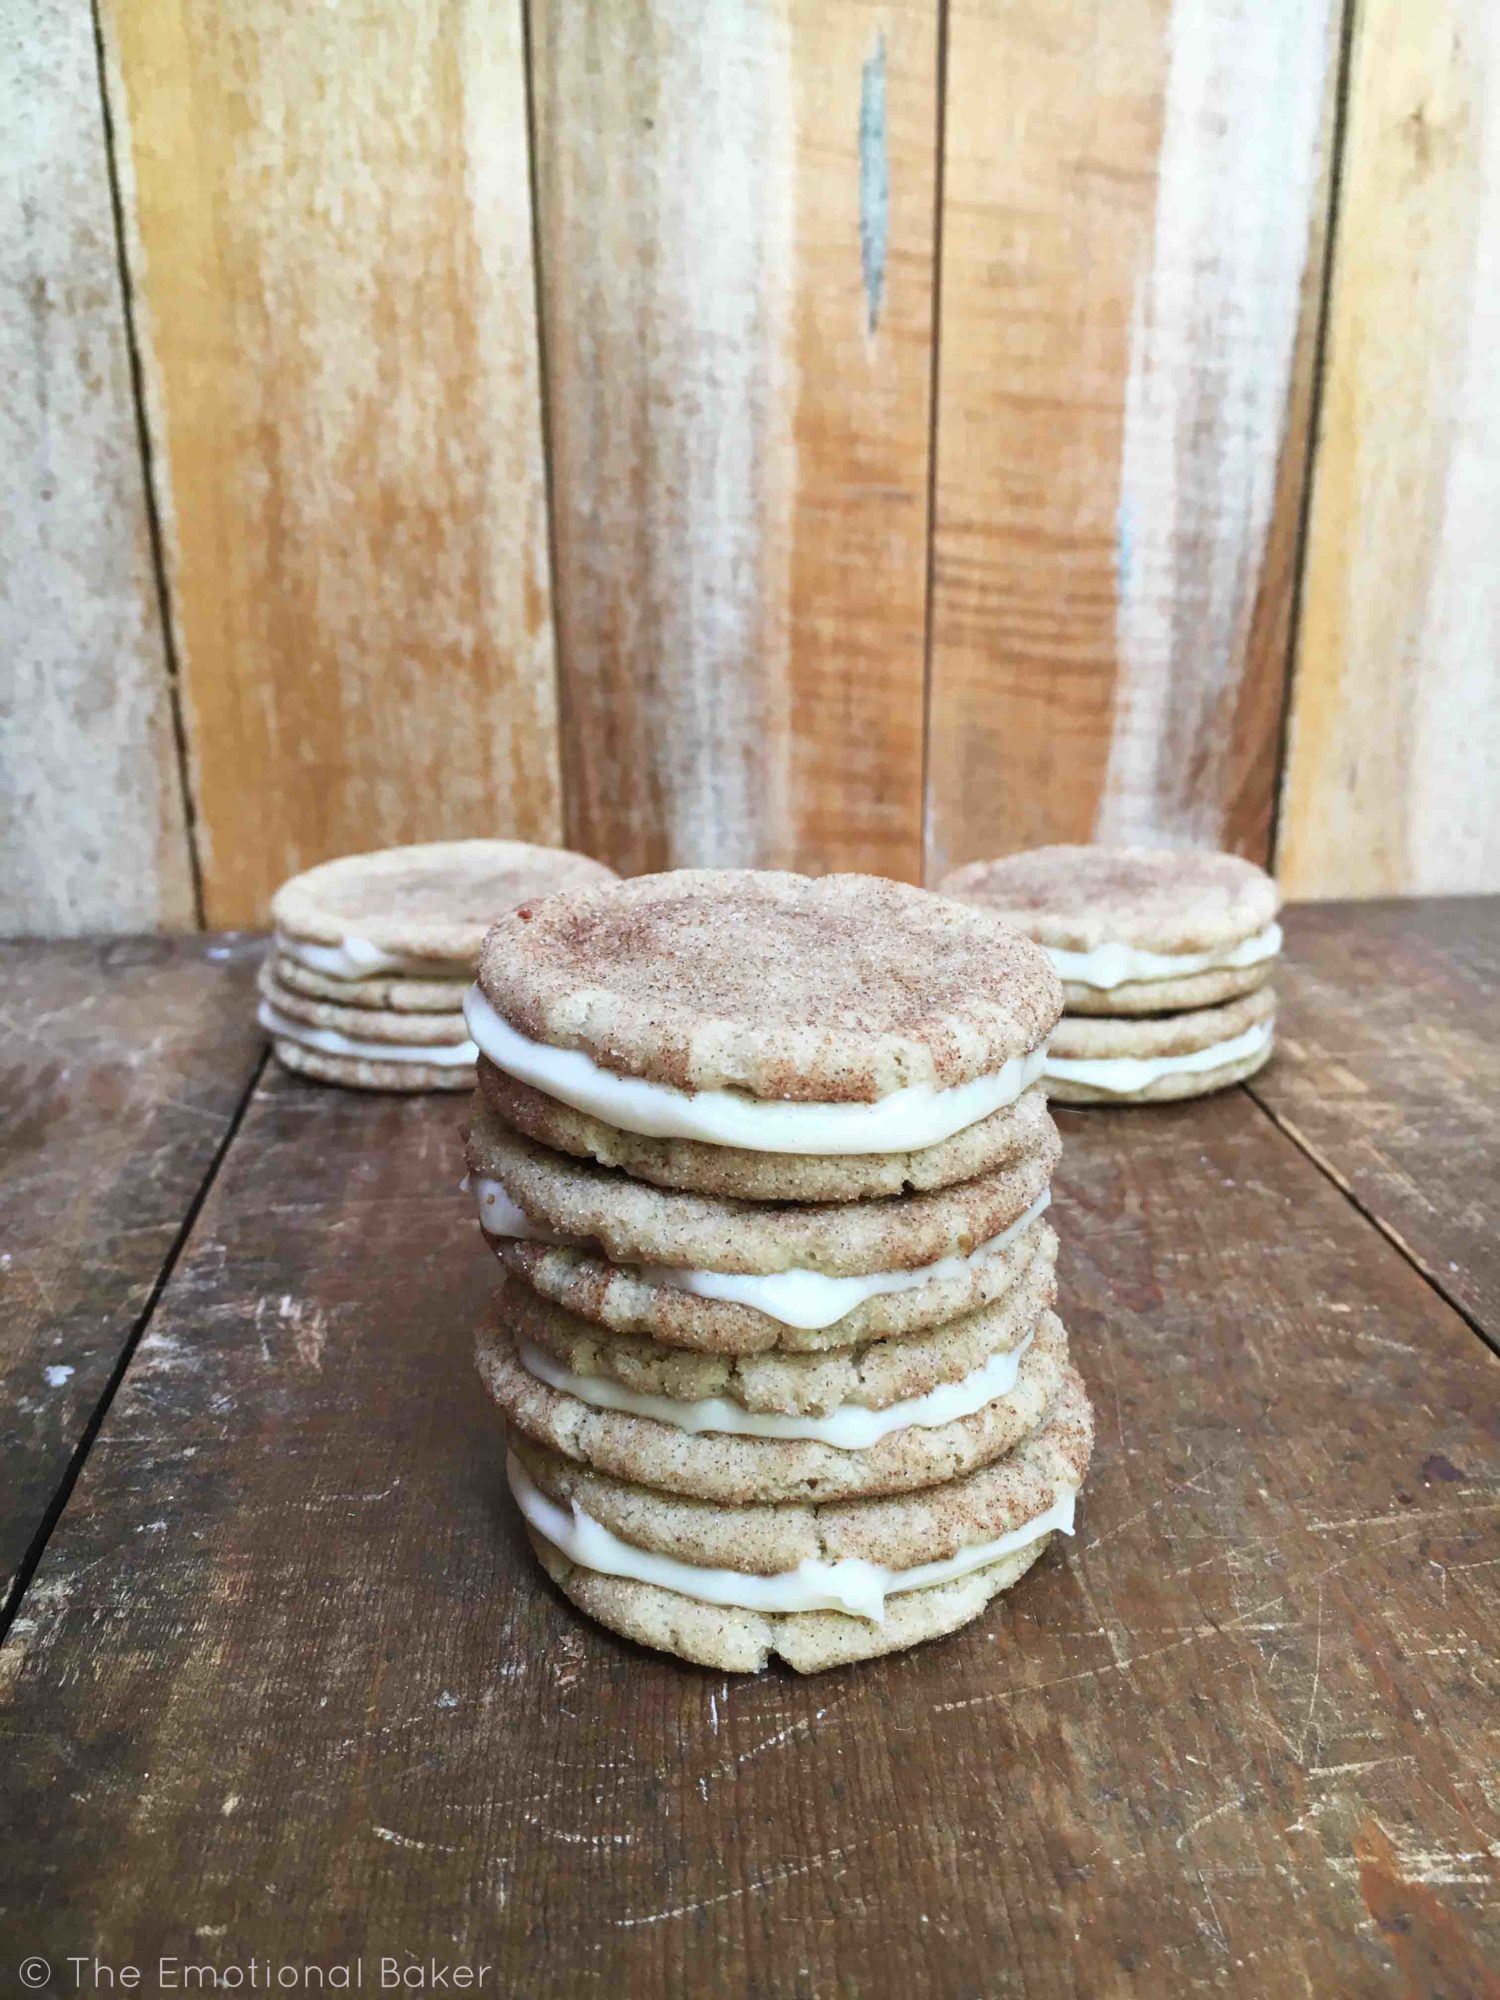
(478, 1294), (1070, 1504)
(272, 954), (470, 1014)
(529, 1523), (1050, 1675)
(1046, 985), (1275, 1105)
(273, 839), (616, 975)
(466, 1100), (1060, 1276)
(512, 1372), (1090, 1577)
(474, 869), (1061, 1101)
(494, 1217), (1058, 1355)
(475, 1060), (1058, 1203)
(512, 1365), (1093, 1672)
(1060, 959), (1275, 1018)
(940, 845), (1280, 1013)
(267, 1036), (474, 1094)
(258, 963), (471, 1044)
(508, 1235), (1057, 1417)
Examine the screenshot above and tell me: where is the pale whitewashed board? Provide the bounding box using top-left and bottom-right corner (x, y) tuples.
(924, 0), (1343, 881)
(97, 0), (563, 925)
(1, 0), (195, 933)
(531, 0), (939, 881)
(1280, 0), (1500, 897)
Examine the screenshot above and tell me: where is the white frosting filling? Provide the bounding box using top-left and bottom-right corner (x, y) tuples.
(258, 1000), (477, 1068)
(275, 929), (458, 982)
(507, 1450), (1074, 1621)
(515, 1324), (1036, 1447)
(1045, 1017), (1273, 1095)
(463, 986), (1046, 1155)
(1048, 922), (1282, 992)
(475, 1178), (1051, 1331)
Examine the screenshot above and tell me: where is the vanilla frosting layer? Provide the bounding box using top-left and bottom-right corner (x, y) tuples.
(507, 1449), (1074, 1621)
(275, 929), (458, 982)
(515, 1324), (1037, 1447)
(475, 1179), (1052, 1331)
(1048, 922), (1282, 992)
(1045, 1018), (1273, 1095)
(463, 986), (1047, 1155)
(258, 1000), (477, 1068)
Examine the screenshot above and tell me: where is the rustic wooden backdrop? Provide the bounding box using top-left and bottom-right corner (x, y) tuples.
(4, 0), (1497, 933)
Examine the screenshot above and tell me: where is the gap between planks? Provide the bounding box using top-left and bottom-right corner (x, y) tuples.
(518, 0), (572, 851)
(917, 0), (952, 884)
(87, 0), (207, 929)
(1243, 1079), (1498, 1359)
(1266, 0), (1363, 876)
(0, 1046), (269, 1639)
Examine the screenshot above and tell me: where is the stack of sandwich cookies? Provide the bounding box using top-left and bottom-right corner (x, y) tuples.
(261, 840), (615, 1092)
(940, 846), (1280, 1105)
(464, 870), (1094, 1672)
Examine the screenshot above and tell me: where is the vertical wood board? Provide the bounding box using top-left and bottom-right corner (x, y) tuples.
(0, 0), (195, 935)
(531, 0), (938, 880)
(1279, 0), (1500, 898)
(925, 0), (1342, 881)
(99, 0), (564, 926)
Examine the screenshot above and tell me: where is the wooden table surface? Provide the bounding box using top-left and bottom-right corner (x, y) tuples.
(2, 902), (1496, 1998)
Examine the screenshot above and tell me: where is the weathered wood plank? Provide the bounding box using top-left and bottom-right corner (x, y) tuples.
(3, 1072), (1495, 1990)
(0, 937), (263, 1611)
(1278, 0), (1500, 898)
(0, 0), (195, 935)
(97, 0), (563, 927)
(1252, 899), (1500, 1340)
(531, 0), (936, 880)
(924, 0), (1342, 881)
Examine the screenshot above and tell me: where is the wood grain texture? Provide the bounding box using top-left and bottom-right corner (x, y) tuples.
(531, 0), (936, 880)
(0, 936), (263, 1611)
(2, 1054), (1496, 1990)
(1252, 899), (1500, 1340)
(924, 0), (1342, 882)
(0, 0), (195, 935)
(97, 0), (563, 928)
(1279, 0), (1500, 898)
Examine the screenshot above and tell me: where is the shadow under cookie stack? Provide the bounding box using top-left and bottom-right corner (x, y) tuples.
(463, 870), (1094, 1674)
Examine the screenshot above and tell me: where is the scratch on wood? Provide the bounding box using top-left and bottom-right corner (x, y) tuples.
(372, 1825), (456, 1854)
(1174, 1793), (1248, 1850)
(732, 1706), (831, 1769)
(932, 1592), (1304, 1716)
(1297, 1587), (1324, 1763)
(614, 1843), (859, 1930)
(1306, 1499), (1500, 1533)
(1308, 1755), (1416, 1780)
(859, 31), (887, 336)
(1193, 1867), (1230, 1956)
(520, 1812), (634, 1850)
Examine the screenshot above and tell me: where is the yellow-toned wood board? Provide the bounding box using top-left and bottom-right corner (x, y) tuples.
(98, 0), (564, 927)
(530, 0), (937, 881)
(925, 0), (1344, 882)
(1279, 0), (1500, 898)
(1, 0), (195, 934)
